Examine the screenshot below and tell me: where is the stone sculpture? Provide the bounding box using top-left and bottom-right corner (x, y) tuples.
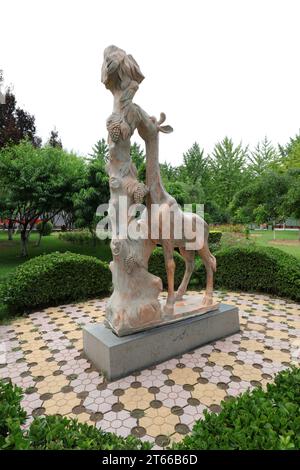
(101, 45), (217, 336)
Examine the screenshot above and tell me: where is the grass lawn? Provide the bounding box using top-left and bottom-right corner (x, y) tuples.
(0, 231), (112, 282)
(249, 229), (300, 259)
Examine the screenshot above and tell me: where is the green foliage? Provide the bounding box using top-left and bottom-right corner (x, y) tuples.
(74, 139), (110, 235)
(148, 247), (185, 289)
(182, 142), (208, 185)
(248, 136), (280, 176)
(36, 221), (53, 237)
(26, 415), (151, 450)
(89, 138), (109, 164)
(130, 142), (145, 171)
(172, 366), (300, 450)
(0, 141), (86, 256)
(230, 171), (290, 225)
(0, 380), (150, 450)
(195, 245), (300, 301)
(58, 230), (101, 244)
(210, 137), (248, 209)
(1, 252), (112, 315)
(282, 172), (300, 220)
(0, 381), (27, 449)
(163, 181), (190, 206)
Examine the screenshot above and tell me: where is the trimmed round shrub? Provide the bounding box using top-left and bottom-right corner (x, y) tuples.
(36, 221), (53, 237)
(148, 247), (185, 289)
(1, 252), (112, 315)
(194, 245), (300, 301)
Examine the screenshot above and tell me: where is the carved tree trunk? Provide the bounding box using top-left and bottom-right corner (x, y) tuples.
(101, 47), (164, 335)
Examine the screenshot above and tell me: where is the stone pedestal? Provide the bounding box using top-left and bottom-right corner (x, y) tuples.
(83, 302), (240, 381)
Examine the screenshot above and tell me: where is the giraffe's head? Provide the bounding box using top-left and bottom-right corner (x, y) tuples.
(150, 112), (173, 134)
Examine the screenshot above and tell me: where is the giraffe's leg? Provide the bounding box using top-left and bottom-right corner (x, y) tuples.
(175, 247), (195, 300)
(162, 242), (176, 315)
(198, 243), (216, 306)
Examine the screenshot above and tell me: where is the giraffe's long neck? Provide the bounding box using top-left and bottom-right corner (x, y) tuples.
(145, 135), (165, 204)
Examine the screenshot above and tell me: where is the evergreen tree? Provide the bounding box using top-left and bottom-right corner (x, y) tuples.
(182, 142), (208, 185)
(210, 137), (248, 208)
(278, 131), (300, 158)
(89, 138), (109, 165)
(248, 136), (280, 176)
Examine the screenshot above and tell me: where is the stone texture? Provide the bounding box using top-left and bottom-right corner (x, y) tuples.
(101, 45), (217, 335)
(83, 302), (240, 380)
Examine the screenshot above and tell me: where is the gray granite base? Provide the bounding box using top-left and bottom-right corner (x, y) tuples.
(83, 303), (240, 380)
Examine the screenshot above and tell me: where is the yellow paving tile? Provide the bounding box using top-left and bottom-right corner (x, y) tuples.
(209, 351), (236, 367)
(169, 367), (199, 385)
(140, 407), (179, 437)
(122, 387), (153, 410)
(36, 374), (68, 395)
(263, 349), (290, 363)
(192, 382), (226, 406)
(231, 363), (262, 382)
(43, 392), (80, 415)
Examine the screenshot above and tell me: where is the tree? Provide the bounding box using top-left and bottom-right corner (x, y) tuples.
(130, 142), (146, 182)
(182, 142), (209, 185)
(230, 171), (290, 227)
(89, 138), (109, 164)
(282, 170), (300, 239)
(160, 162), (181, 182)
(248, 137), (280, 176)
(48, 128), (62, 148)
(281, 142), (300, 170)
(0, 77), (40, 148)
(209, 137), (248, 209)
(0, 141), (85, 256)
(279, 131), (300, 158)
(74, 140), (110, 242)
(130, 142), (145, 170)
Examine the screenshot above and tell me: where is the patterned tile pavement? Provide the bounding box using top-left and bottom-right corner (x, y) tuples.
(1, 290), (299, 448)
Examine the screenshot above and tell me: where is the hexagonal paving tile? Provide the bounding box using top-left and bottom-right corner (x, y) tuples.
(140, 406), (179, 438)
(1, 289), (299, 447)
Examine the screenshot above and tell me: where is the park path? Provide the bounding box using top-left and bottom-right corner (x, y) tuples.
(1, 290), (299, 448)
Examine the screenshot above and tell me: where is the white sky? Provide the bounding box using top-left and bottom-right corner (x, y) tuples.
(1, 0), (300, 164)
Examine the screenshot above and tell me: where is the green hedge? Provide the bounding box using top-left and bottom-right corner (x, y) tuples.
(0, 381), (150, 450)
(148, 247), (185, 289)
(172, 366), (300, 450)
(58, 230), (98, 244)
(195, 245), (300, 302)
(1, 252), (112, 315)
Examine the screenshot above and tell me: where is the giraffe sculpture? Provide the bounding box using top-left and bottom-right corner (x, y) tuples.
(136, 111), (217, 315)
(101, 45), (217, 335)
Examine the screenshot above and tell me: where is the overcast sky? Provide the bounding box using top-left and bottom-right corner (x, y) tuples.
(1, 0), (300, 164)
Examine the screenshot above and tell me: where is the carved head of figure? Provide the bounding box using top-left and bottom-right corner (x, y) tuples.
(101, 45), (144, 94)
